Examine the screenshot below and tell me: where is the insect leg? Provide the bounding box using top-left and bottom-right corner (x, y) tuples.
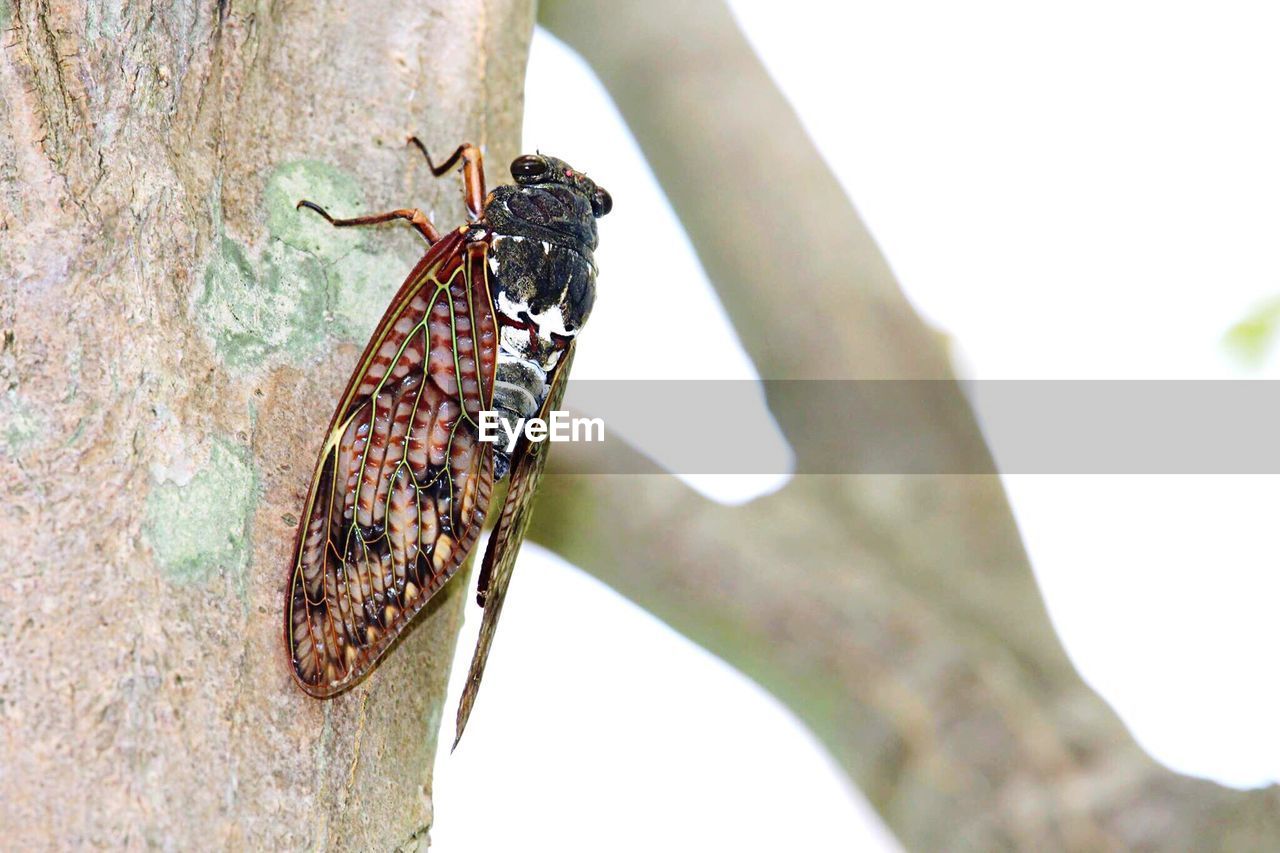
(407, 138), (486, 222)
(295, 200), (441, 245)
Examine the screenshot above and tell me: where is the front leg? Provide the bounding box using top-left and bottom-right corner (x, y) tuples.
(408, 138), (487, 222)
(294, 201), (442, 244)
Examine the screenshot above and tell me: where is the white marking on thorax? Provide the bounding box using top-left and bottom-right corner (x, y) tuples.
(496, 291), (574, 340)
(490, 235), (578, 377)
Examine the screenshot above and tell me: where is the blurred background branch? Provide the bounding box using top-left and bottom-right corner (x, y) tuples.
(534, 0), (1280, 847)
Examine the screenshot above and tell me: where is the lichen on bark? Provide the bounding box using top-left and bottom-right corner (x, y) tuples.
(196, 234), (329, 368)
(143, 436), (257, 588)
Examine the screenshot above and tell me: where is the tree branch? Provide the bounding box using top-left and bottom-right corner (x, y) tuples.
(535, 0), (1280, 847)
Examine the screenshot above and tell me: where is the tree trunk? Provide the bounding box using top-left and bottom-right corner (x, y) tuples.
(0, 1), (532, 847)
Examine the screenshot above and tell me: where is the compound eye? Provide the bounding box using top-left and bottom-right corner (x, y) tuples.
(511, 155), (548, 180)
(592, 188), (613, 217)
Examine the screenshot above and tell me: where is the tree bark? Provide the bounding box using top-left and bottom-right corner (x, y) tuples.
(537, 1), (1280, 849)
(0, 1), (532, 847)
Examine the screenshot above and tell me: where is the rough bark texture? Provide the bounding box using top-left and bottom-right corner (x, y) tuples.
(0, 1), (532, 847)
(537, 1), (1280, 849)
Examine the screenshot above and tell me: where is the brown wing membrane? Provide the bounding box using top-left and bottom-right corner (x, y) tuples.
(453, 345), (575, 748)
(286, 230), (500, 696)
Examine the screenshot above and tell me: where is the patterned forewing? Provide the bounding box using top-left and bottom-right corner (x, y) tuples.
(453, 346), (575, 746)
(287, 232), (500, 696)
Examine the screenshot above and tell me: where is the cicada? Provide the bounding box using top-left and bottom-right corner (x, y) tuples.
(284, 140), (611, 745)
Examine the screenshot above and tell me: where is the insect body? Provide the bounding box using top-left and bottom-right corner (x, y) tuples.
(285, 142), (610, 745)
(484, 153), (608, 479)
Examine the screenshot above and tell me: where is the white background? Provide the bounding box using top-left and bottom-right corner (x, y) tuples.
(433, 3), (1280, 850)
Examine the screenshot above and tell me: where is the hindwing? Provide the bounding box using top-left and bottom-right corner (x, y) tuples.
(453, 345), (575, 746)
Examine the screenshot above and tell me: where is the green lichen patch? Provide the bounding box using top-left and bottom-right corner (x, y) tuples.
(328, 247), (414, 341)
(195, 237), (327, 368)
(0, 391), (41, 457)
(144, 439), (257, 587)
(195, 160), (422, 371)
(265, 160), (368, 262)
(260, 240), (330, 355)
(265, 160), (419, 342)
